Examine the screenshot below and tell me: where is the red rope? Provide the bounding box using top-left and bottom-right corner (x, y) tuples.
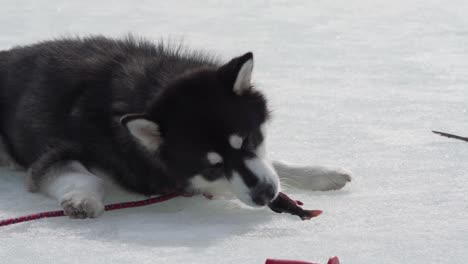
(0, 192), (181, 227)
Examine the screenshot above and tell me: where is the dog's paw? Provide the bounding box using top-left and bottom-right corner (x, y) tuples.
(274, 161), (352, 191)
(318, 168), (352, 191)
(60, 192), (104, 219)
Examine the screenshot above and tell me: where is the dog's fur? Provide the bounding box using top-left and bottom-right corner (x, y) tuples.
(0, 36), (351, 218)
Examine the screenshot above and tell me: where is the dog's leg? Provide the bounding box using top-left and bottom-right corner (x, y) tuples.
(272, 160), (352, 191)
(0, 136), (10, 167)
(37, 160), (105, 219)
(0, 135), (23, 170)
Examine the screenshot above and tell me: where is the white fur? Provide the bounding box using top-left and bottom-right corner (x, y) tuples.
(60, 192), (104, 219)
(245, 157), (280, 195)
(207, 152), (223, 165)
(189, 174), (231, 196)
(229, 171), (256, 206)
(233, 59), (253, 95)
(40, 161), (105, 218)
(229, 134), (243, 149)
(227, 157), (280, 207)
(255, 123), (268, 158)
(273, 160), (352, 191)
(126, 119), (161, 151)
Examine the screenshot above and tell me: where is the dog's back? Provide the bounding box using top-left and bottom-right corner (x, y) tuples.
(0, 36), (218, 193)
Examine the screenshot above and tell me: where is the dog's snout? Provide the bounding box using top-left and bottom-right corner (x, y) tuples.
(228, 157), (280, 208)
(251, 185), (277, 206)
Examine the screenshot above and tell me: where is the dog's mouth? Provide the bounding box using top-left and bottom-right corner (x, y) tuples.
(226, 157), (280, 207)
(249, 185), (278, 206)
(230, 179), (280, 208)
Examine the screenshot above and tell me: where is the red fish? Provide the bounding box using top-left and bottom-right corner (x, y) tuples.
(268, 192), (322, 220)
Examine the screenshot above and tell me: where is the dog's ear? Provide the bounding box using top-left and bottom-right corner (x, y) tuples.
(120, 113), (162, 151)
(218, 52), (254, 95)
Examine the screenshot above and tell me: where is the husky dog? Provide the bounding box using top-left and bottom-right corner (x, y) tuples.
(0, 36), (351, 219)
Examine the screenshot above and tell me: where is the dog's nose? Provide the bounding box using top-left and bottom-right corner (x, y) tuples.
(251, 185), (276, 206)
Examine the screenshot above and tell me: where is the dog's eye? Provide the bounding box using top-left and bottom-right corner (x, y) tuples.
(242, 130), (263, 151)
(209, 162), (223, 169)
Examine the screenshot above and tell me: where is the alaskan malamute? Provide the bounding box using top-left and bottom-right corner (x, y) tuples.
(0, 36), (351, 218)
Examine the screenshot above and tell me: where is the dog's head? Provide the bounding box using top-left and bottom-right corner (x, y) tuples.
(121, 52), (280, 207)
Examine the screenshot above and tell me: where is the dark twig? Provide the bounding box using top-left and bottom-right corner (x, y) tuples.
(432, 130), (468, 143)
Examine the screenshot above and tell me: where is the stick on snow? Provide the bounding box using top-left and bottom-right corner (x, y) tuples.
(432, 130), (468, 143)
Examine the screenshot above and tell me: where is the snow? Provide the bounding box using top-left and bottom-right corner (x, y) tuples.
(1, 0), (468, 263)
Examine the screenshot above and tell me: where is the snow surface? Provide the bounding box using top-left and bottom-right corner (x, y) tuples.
(1, 0), (468, 263)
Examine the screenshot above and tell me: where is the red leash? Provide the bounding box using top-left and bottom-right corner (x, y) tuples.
(0, 192), (181, 227)
(0, 192), (340, 264)
(0, 191), (320, 226)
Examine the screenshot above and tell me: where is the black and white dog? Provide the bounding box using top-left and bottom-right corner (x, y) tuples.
(0, 36), (351, 219)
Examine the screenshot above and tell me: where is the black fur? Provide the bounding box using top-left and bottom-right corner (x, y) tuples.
(0, 36), (269, 196)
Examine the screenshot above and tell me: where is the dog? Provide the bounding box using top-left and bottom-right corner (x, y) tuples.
(0, 36), (351, 219)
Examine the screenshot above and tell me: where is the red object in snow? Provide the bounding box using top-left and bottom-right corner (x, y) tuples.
(265, 256), (340, 264)
(0, 192), (181, 227)
(326, 257), (340, 264)
(0, 191), (323, 227)
(268, 192), (322, 220)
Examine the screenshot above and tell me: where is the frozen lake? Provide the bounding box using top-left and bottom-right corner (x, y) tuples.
(1, 0), (467, 263)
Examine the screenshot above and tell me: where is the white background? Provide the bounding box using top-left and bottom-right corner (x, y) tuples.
(1, 0), (467, 263)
